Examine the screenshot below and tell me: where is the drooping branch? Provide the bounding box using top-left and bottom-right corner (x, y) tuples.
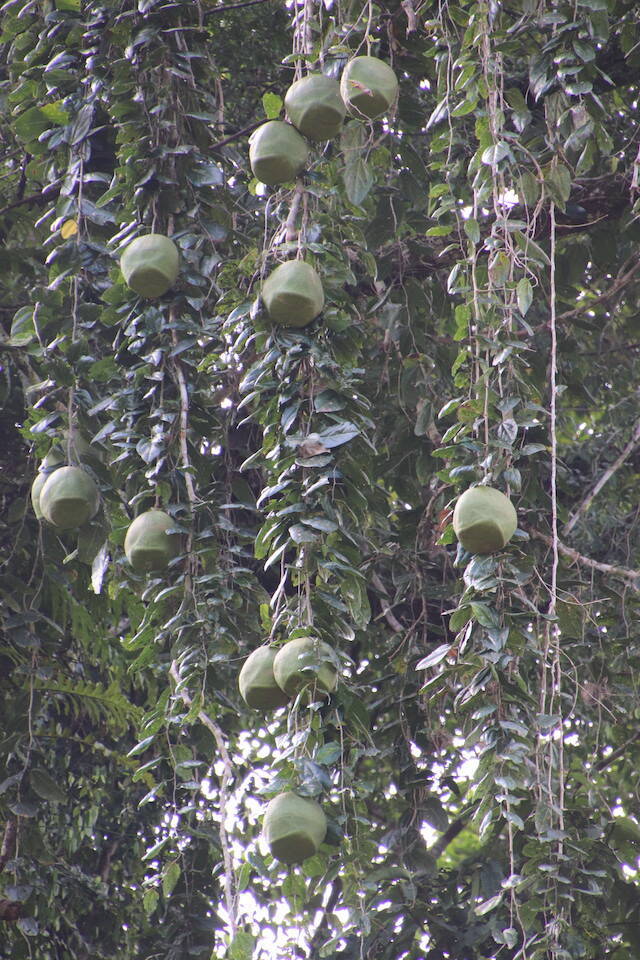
(595, 731), (640, 773)
(211, 119), (264, 152)
(0, 180), (61, 217)
(563, 418), (640, 537)
(371, 572), (403, 633)
(557, 256), (640, 324)
(203, 0), (274, 18)
(530, 528), (640, 590)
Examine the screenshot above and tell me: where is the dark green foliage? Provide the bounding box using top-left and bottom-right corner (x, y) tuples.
(2, 0), (640, 958)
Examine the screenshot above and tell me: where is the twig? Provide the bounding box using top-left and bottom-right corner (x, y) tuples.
(563, 418), (640, 536)
(0, 180), (61, 217)
(400, 0), (418, 33)
(595, 731), (640, 772)
(308, 879), (342, 953)
(170, 348), (197, 507)
(0, 820), (16, 874)
(203, 0), (273, 18)
(285, 180), (304, 245)
(530, 528), (640, 589)
(557, 256), (640, 323)
(210, 119), (264, 152)
(428, 813), (468, 860)
(370, 572), (403, 633)
(169, 661), (237, 936)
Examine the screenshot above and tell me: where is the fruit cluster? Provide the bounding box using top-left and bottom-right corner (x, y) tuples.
(25, 54), (526, 870)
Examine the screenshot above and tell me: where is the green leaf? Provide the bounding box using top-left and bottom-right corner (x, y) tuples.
(262, 92), (282, 119)
(517, 171), (540, 207)
(416, 644), (453, 670)
(514, 231), (550, 266)
(236, 862), (252, 892)
(188, 162), (224, 187)
(29, 769), (67, 803)
(516, 277), (533, 316)
(342, 573), (371, 628)
(475, 892), (503, 916)
(162, 860), (181, 898)
(545, 163), (572, 209)
(423, 796), (449, 831)
(438, 397), (463, 419)
(464, 218), (480, 243)
(343, 156), (374, 207)
(8, 306), (35, 346)
(289, 523), (318, 544)
(573, 39), (596, 61)
(315, 422), (360, 448)
(229, 931), (256, 960)
(143, 888), (159, 915)
(481, 142), (511, 165)
(470, 602), (499, 627)
(315, 742), (341, 765)
(13, 107), (50, 142)
(127, 735), (155, 758)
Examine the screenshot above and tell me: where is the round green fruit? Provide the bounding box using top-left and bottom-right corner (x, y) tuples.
(272, 636), (338, 698)
(285, 74), (346, 141)
(239, 646), (291, 710)
(340, 56), (399, 120)
(30, 472), (47, 520)
(249, 121), (309, 186)
(452, 486), (517, 554)
(124, 510), (180, 572)
(39, 466), (100, 530)
(263, 792), (327, 864)
(120, 234), (180, 298)
(262, 260), (324, 328)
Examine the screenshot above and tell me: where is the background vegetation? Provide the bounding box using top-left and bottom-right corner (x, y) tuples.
(1, 0), (640, 957)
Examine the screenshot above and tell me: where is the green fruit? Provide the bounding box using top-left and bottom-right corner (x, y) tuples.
(340, 56), (399, 120)
(285, 74), (346, 141)
(124, 510), (180, 572)
(452, 486), (517, 554)
(263, 792), (327, 864)
(239, 646), (291, 710)
(248, 121), (309, 186)
(272, 636), (338, 698)
(39, 466), (100, 530)
(262, 260), (324, 328)
(120, 234), (180, 298)
(30, 472), (47, 519)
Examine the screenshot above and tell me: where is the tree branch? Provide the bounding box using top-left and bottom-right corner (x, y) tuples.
(563, 418), (640, 536)
(595, 731), (640, 772)
(428, 814), (467, 860)
(210, 119), (264, 152)
(557, 256), (640, 323)
(371, 572), (404, 633)
(0, 900), (23, 922)
(0, 181), (61, 218)
(0, 820), (16, 874)
(204, 0), (274, 18)
(530, 528), (640, 589)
